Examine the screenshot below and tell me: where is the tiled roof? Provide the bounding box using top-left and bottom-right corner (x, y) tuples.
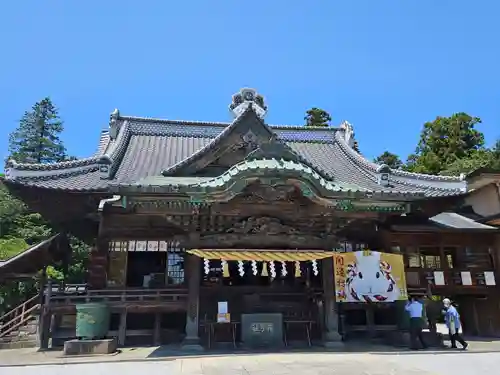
(0, 234), (60, 280)
(4, 105), (467, 197)
(430, 212), (497, 230)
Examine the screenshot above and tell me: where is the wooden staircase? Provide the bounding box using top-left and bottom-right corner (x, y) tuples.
(0, 295), (40, 349)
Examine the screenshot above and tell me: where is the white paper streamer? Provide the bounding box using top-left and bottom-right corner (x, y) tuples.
(238, 260), (245, 277)
(281, 261), (287, 277)
(203, 258), (210, 275)
(312, 259), (318, 276)
(251, 260), (258, 276)
(269, 261), (276, 278)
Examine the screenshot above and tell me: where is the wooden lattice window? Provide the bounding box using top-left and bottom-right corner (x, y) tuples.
(419, 247), (441, 269)
(408, 254), (421, 268)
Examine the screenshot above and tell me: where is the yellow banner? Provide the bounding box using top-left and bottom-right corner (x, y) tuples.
(333, 250), (407, 303)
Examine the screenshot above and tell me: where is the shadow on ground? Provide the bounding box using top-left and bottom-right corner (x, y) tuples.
(142, 337), (500, 359)
(144, 341), (428, 359)
(462, 336), (500, 343)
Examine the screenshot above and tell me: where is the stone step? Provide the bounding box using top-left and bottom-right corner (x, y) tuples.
(0, 332), (37, 342)
(0, 340), (38, 350)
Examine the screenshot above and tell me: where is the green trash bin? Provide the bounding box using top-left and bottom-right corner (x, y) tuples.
(75, 303), (110, 339)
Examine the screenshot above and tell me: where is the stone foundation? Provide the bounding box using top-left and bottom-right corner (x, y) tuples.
(63, 338), (117, 356)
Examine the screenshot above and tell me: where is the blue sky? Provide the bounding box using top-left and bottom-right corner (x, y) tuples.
(1, 1), (499, 165)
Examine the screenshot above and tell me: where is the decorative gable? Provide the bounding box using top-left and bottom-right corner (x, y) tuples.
(229, 88), (268, 119)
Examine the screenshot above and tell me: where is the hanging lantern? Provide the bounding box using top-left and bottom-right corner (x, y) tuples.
(269, 261), (276, 278)
(295, 261), (301, 277)
(281, 261), (287, 277)
(203, 258), (210, 275)
(312, 259), (319, 276)
(222, 260), (230, 278)
(261, 262), (268, 277)
(251, 260), (258, 276)
(238, 261), (245, 277)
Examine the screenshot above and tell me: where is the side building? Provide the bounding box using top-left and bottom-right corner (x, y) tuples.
(2, 88), (499, 348)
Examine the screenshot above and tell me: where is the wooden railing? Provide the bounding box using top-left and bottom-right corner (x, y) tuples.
(0, 294), (40, 339)
(49, 287), (189, 306)
(405, 269), (496, 288)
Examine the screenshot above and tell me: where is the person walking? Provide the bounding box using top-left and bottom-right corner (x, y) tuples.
(405, 295), (428, 350)
(442, 298), (468, 350)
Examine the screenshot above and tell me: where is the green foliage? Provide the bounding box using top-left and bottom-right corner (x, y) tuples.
(0, 183), (26, 237)
(0, 183), (51, 248)
(490, 139), (500, 170)
(0, 237), (28, 260)
(41, 237), (89, 282)
(65, 238), (90, 283)
(1, 97), (89, 313)
(374, 151), (403, 169)
(8, 97), (67, 164)
(406, 113), (485, 174)
(440, 149), (496, 176)
(304, 107), (331, 127)
(0, 280), (37, 315)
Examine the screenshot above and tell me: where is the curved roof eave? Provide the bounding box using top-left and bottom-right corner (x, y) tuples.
(4, 120), (132, 187)
(333, 129), (467, 194)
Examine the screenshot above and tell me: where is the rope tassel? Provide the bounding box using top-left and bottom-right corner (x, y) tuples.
(261, 262), (268, 277)
(295, 261), (301, 277)
(222, 260), (229, 278)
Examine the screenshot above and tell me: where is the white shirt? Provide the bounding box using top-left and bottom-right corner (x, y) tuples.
(405, 301), (424, 318)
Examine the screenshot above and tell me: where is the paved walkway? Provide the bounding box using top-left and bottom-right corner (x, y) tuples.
(1, 338), (500, 368)
(2, 351), (500, 374)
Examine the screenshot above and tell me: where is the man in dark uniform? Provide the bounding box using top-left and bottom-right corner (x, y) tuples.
(405, 295), (428, 350)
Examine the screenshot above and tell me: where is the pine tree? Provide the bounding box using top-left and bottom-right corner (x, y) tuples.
(8, 97), (67, 163)
(405, 113), (485, 174)
(304, 108), (332, 127)
(374, 151), (403, 169)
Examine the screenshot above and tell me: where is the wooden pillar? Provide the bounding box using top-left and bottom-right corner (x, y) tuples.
(37, 267), (47, 349)
(182, 253), (203, 350)
(38, 279), (52, 350)
(117, 310), (127, 346)
(366, 306), (375, 338)
(493, 234), (500, 284)
(153, 312), (162, 345)
(60, 233), (71, 289)
(88, 239), (108, 289)
(321, 258), (343, 347)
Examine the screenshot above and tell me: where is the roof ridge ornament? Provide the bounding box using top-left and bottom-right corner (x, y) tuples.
(376, 164), (391, 187)
(229, 88), (267, 119)
(339, 120), (355, 148)
(109, 108), (120, 140)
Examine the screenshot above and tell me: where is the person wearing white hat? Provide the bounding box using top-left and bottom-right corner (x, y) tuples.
(442, 298), (468, 350)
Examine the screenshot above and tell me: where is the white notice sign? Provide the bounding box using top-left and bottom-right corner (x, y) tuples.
(484, 271), (496, 286)
(434, 271), (445, 286)
(218, 301), (228, 314)
(460, 271), (472, 286)
(217, 301), (230, 323)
